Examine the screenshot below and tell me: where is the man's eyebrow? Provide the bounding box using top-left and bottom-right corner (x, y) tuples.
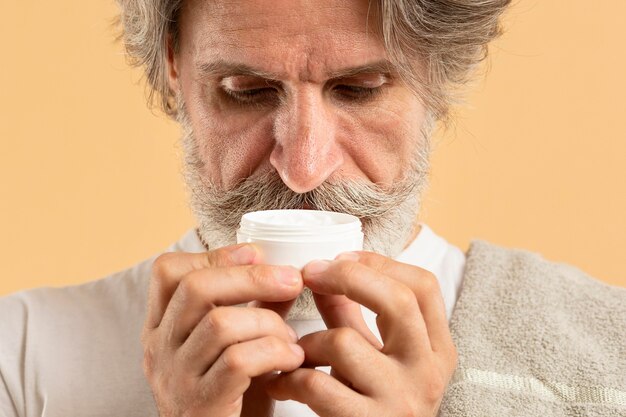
(196, 59), (396, 81)
(326, 60), (396, 79)
(196, 61), (279, 80)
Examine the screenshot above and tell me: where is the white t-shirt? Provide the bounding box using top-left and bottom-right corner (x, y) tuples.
(0, 224), (465, 417)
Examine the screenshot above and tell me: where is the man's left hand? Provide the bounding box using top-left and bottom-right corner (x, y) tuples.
(266, 252), (458, 417)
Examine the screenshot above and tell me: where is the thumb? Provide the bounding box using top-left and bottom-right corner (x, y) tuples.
(313, 293), (382, 349)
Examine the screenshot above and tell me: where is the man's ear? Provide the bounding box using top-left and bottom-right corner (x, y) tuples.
(166, 34), (181, 95)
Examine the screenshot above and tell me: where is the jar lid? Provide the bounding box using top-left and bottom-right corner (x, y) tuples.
(238, 209), (362, 240)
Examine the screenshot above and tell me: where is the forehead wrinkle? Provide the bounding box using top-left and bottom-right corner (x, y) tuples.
(186, 0), (377, 43)
(184, 1), (388, 83)
(198, 21), (372, 48)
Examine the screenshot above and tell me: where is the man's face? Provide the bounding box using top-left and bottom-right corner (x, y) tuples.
(169, 0), (433, 257)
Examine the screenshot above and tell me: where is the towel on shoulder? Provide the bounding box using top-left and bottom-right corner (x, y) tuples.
(440, 241), (626, 417)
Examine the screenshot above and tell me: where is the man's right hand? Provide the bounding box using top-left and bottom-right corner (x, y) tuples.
(142, 244), (305, 417)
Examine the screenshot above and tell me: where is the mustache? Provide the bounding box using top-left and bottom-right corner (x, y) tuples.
(178, 90), (432, 255)
(187, 170), (422, 233)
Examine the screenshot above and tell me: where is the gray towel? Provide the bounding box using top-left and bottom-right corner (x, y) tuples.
(440, 241), (626, 416)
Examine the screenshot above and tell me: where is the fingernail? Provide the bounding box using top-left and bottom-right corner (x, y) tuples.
(230, 245), (257, 264)
(274, 267), (301, 286)
(336, 252), (360, 262)
(304, 260), (331, 276)
(289, 343), (304, 357)
(287, 326), (298, 342)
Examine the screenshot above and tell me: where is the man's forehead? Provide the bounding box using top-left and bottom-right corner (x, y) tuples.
(179, 0), (387, 82)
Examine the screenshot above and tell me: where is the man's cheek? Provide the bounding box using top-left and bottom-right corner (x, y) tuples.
(198, 115), (276, 187)
(340, 114), (415, 182)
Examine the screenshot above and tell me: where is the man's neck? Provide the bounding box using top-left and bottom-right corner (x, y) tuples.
(403, 222), (422, 251)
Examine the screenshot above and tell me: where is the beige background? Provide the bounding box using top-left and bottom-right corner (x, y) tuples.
(1, 0), (624, 296)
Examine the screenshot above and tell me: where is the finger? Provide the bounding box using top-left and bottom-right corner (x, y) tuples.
(249, 299), (297, 320)
(303, 259), (429, 355)
(159, 264), (302, 345)
(266, 368), (372, 417)
(312, 293), (382, 349)
(298, 328), (387, 394)
(177, 306), (298, 375)
(203, 336), (304, 404)
(241, 374), (275, 417)
(145, 244), (259, 329)
(346, 251), (452, 353)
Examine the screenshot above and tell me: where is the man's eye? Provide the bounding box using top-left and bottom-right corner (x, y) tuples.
(333, 85), (382, 101)
(223, 88), (278, 105)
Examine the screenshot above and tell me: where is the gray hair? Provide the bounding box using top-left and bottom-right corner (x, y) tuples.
(115, 0), (511, 122)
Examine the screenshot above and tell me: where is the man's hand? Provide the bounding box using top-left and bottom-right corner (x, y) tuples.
(142, 244), (305, 417)
(266, 252), (458, 417)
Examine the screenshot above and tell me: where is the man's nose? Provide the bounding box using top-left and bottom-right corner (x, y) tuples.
(270, 88), (343, 194)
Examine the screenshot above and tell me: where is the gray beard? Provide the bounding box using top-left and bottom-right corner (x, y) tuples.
(177, 96), (434, 319)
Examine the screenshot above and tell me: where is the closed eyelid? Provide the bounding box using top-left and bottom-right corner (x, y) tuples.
(219, 71), (390, 92)
(220, 76), (279, 91)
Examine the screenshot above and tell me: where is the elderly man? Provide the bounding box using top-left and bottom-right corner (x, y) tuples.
(1, 0), (625, 416)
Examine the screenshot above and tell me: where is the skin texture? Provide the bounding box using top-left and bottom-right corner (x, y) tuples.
(268, 252), (458, 417)
(169, 0), (428, 192)
(143, 245), (306, 416)
(140, 0), (457, 416)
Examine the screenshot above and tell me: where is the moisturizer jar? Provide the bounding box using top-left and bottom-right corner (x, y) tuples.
(236, 209), (363, 268)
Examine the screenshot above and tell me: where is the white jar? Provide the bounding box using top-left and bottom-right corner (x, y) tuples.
(236, 209), (363, 269)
